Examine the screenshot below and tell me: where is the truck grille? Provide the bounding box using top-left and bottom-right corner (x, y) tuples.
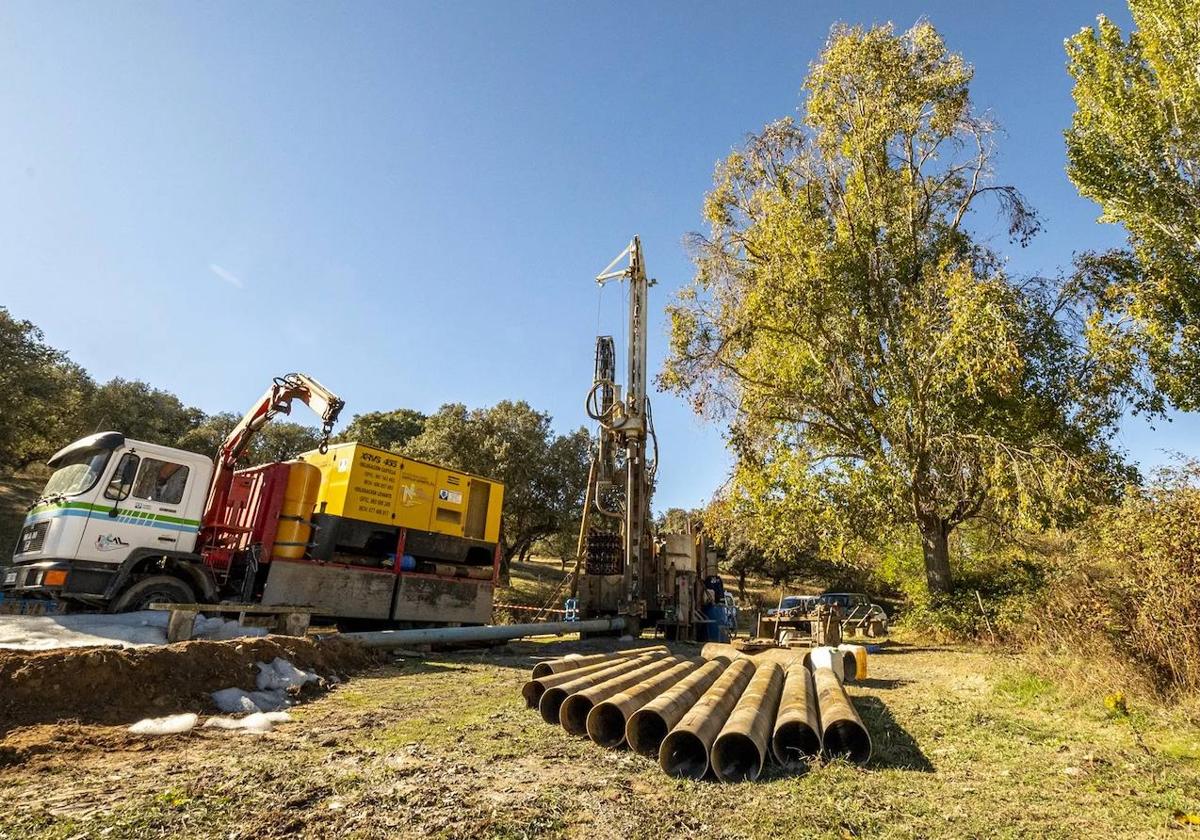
(15, 522), (48, 555)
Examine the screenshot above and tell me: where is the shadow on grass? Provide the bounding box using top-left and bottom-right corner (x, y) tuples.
(853, 677), (911, 690)
(854, 695), (935, 772)
(867, 642), (957, 656)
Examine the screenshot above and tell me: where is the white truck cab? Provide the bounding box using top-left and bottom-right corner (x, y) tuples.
(5, 431), (216, 610)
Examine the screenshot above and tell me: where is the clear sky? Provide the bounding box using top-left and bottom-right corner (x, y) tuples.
(1, 1), (1196, 511)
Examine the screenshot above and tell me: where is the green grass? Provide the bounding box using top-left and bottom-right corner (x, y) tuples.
(994, 671), (1056, 705)
(1, 641), (1197, 839)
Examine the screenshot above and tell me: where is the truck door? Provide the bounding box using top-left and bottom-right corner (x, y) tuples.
(75, 452), (197, 564)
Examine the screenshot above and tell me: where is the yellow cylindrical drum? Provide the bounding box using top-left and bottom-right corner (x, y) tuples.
(274, 461), (321, 560)
(837, 644), (868, 681)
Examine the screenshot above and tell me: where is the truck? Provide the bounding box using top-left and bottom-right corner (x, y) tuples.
(2, 373), (506, 626)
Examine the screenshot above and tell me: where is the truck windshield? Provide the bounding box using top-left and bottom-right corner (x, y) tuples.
(40, 448), (112, 498)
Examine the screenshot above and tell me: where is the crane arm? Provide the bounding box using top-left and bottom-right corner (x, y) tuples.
(217, 373), (345, 468)
(201, 372), (345, 538)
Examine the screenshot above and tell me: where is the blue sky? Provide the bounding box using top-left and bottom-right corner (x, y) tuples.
(1, 1), (1195, 511)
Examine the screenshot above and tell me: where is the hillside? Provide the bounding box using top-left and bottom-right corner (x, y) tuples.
(0, 476), (43, 560)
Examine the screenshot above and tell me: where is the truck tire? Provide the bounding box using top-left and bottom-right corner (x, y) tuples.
(110, 575), (195, 613)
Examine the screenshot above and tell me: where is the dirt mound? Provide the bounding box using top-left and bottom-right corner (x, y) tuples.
(0, 636), (379, 736)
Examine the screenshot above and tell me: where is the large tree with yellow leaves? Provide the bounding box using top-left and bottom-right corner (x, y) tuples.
(662, 23), (1131, 594)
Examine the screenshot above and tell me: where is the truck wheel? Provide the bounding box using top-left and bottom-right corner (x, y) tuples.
(110, 575), (195, 613)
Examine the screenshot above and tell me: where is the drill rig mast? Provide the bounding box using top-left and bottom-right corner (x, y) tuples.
(575, 237), (658, 630)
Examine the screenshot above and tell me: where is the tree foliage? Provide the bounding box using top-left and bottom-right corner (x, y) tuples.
(655, 507), (703, 534)
(1065, 0), (1200, 410)
(662, 23), (1130, 594)
(336, 408), (426, 452)
(80, 378), (206, 447)
(176, 412), (322, 463)
(0, 309), (91, 470)
(0, 307), (326, 470)
(402, 401), (591, 569)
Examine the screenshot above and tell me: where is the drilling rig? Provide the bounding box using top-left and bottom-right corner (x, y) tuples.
(572, 236), (709, 638)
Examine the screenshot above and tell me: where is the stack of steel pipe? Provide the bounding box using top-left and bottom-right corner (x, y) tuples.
(519, 643), (873, 782)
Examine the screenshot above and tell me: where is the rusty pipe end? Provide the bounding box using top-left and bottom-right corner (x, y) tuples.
(771, 721), (821, 767)
(712, 731), (765, 782)
(559, 694), (595, 736)
(822, 719), (871, 765)
(538, 687), (569, 724)
(659, 729), (710, 780)
(521, 680), (544, 708)
(531, 662), (554, 679)
(586, 702), (628, 748)
(626, 709), (668, 758)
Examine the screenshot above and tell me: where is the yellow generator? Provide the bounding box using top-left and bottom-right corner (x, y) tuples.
(259, 442), (505, 625)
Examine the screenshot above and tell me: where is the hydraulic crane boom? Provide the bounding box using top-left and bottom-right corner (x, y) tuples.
(201, 373), (345, 534)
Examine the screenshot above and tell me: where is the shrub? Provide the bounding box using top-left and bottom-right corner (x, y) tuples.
(882, 525), (1054, 642)
(1032, 462), (1200, 695)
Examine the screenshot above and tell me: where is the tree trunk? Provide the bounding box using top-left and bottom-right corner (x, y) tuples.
(499, 541), (514, 584)
(916, 512), (953, 594)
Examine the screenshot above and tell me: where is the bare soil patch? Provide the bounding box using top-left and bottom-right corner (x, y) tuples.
(0, 636), (378, 737)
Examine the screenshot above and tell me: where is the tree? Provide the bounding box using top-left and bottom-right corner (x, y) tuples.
(174, 411), (322, 463)
(1065, 0), (1200, 410)
(402, 401), (591, 572)
(661, 23), (1128, 594)
(253, 423), (324, 463)
(656, 507), (704, 534)
(336, 408), (426, 451)
(0, 308), (92, 469)
(174, 412), (238, 459)
(81, 378), (205, 446)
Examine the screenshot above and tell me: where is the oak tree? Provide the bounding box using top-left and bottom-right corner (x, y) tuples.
(403, 401), (591, 572)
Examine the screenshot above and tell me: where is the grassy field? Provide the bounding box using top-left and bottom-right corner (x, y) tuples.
(1, 634), (1196, 839)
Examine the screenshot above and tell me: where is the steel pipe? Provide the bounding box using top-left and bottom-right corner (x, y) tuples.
(771, 663), (821, 768)
(626, 657), (731, 759)
(523, 655), (650, 709)
(711, 660), (785, 782)
(812, 666), (872, 765)
(530, 645), (668, 679)
(538, 653), (662, 724)
(585, 659), (702, 748)
(340, 617), (627, 649)
(700, 642), (805, 668)
(658, 658), (756, 780)
(559, 656), (684, 736)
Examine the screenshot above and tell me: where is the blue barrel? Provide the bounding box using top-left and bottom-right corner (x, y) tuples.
(703, 605), (729, 642)
(400, 554), (417, 572)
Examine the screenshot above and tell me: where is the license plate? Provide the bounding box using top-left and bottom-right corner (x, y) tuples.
(4, 571), (16, 586)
